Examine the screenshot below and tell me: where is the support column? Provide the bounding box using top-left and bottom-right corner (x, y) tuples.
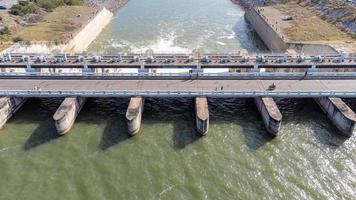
(0, 97), (27, 128)
(315, 97), (356, 137)
(195, 97), (209, 135)
(254, 97), (282, 136)
(126, 97), (144, 136)
(53, 97), (86, 135)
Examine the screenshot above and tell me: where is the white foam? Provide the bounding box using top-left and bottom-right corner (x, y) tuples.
(131, 31), (190, 54)
(216, 41), (226, 46)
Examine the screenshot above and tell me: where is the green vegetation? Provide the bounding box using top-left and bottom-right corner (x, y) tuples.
(10, 0), (84, 15)
(12, 36), (24, 42)
(0, 26), (10, 35)
(10, 1), (39, 16)
(34, 0), (84, 11)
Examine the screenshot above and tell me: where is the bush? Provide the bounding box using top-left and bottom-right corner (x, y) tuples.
(13, 36), (24, 42)
(35, 0), (83, 11)
(10, 1), (39, 16)
(10, 0), (84, 14)
(0, 26), (10, 35)
(36, 0), (63, 11)
(64, 0), (83, 6)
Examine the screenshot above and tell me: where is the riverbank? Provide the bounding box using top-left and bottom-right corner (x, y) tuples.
(234, 0), (356, 36)
(242, 1), (355, 54)
(16, 6), (100, 44)
(1, 0), (128, 54)
(3, 6), (113, 54)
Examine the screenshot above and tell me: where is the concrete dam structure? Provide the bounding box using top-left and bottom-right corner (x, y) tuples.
(254, 97), (282, 136)
(0, 97), (26, 128)
(0, 52), (354, 137)
(0, 95), (354, 138)
(125, 97), (144, 135)
(195, 97), (209, 135)
(315, 97), (356, 137)
(53, 97), (86, 135)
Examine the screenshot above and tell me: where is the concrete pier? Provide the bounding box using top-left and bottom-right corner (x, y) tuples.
(195, 97), (209, 135)
(254, 97), (282, 136)
(53, 97), (87, 135)
(0, 97), (26, 128)
(126, 97), (144, 136)
(315, 97), (356, 137)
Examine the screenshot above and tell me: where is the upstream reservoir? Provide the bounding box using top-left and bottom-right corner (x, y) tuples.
(0, 0), (355, 199)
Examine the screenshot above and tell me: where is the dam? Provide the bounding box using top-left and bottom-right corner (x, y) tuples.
(0, 0), (355, 199)
(0, 52), (355, 137)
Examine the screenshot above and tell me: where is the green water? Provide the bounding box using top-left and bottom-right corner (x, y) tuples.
(88, 0), (267, 53)
(0, 98), (355, 199)
(1, 0), (355, 199)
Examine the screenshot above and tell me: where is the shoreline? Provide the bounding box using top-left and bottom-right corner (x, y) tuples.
(2, 0), (130, 54)
(235, 0), (355, 54)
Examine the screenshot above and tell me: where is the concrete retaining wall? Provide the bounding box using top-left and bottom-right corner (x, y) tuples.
(126, 97), (144, 136)
(315, 97), (356, 137)
(53, 97), (87, 135)
(254, 97), (282, 136)
(245, 8), (288, 52)
(0, 97), (26, 128)
(62, 7), (113, 53)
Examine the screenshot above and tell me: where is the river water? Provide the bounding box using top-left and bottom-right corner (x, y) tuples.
(1, 0), (355, 199)
(88, 0), (267, 53)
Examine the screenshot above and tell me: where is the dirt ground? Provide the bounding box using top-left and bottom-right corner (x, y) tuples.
(16, 6), (99, 43)
(260, 3), (355, 43)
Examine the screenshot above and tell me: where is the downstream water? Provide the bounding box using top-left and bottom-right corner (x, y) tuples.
(88, 0), (267, 53)
(1, 0), (355, 199)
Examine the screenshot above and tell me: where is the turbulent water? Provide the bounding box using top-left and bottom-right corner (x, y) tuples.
(1, 0), (355, 199)
(88, 0), (267, 53)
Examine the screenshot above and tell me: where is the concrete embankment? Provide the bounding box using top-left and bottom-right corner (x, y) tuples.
(62, 7), (113, 53)
(53, 97), (87, 135)
(254, 97), (282, 136)
(315, 97), (356, 137)
(126, 97), (144, 136)
(0, 97), (26, 128)
(4, 7), (114, 54)
(195, 97), (209, 135)
(244, 3), (356, 54)
(245, 7), (288, 52)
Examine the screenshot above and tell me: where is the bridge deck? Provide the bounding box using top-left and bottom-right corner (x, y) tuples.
(0, 79), (355, 97)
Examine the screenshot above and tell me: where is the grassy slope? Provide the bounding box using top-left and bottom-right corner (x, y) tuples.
(273, 4), (354, 42)
(16, 6), (98, 42)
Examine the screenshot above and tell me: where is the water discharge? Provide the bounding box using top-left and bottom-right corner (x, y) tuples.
(0, 0), (355, 199)
(88, 0), (267, 53)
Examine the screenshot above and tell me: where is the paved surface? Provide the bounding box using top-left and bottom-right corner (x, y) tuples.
(0, 79), (355, 92)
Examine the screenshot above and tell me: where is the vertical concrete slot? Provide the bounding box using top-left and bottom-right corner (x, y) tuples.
(53, 97), (87, 135)
(254, 97), (282, 136)
(315, 97), (356, 137)
(195, 97), (209, 135)
(0, 97), (27, 129)
(126, 97), (144, 136)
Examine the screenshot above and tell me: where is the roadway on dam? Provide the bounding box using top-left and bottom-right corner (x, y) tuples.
(0, 79), (355, 94)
